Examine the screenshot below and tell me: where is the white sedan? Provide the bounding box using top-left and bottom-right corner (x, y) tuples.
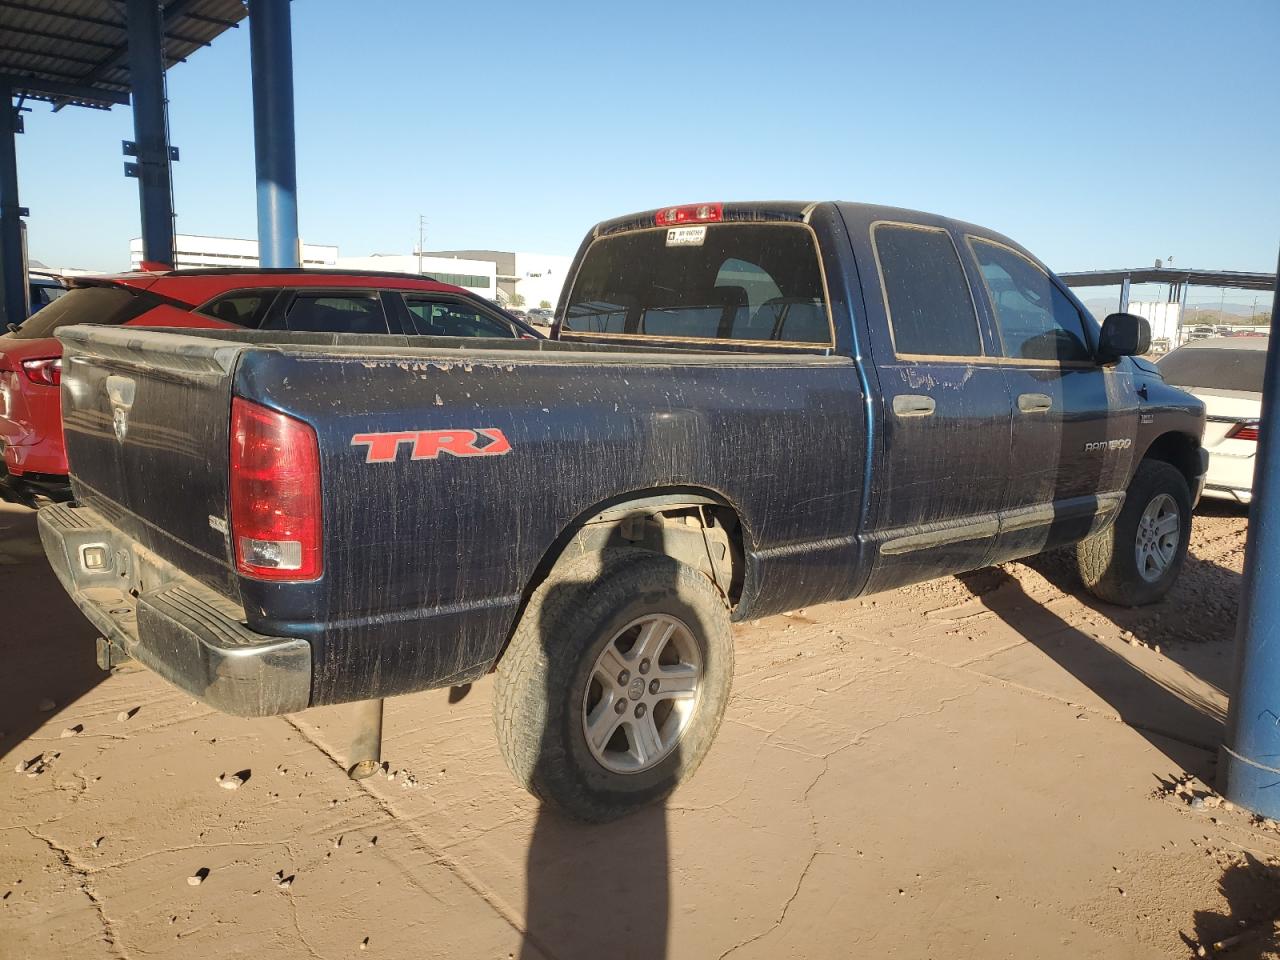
(1157, 336), (1267, 505)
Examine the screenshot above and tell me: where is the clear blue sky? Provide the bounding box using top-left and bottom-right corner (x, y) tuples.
(15, 0), (1280, 276)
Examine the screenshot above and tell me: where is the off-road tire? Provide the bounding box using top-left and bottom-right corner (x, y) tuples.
(493, 549), (734, 822)
(1077, 459), (1192, 606)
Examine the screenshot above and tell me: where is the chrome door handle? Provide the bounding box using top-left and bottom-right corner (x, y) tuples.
(893, 394), (936, 418)
(1018, 393), (1053, 413)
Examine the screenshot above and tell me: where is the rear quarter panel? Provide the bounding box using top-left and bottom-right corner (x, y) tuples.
(235, 347), (866, 704)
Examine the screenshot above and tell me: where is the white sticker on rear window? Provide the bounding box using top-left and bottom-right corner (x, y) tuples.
(666, 226), (706, 247)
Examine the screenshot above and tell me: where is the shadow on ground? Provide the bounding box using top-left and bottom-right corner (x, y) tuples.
(1187, 853), (1280, 959)
(0, 504), (106, 751)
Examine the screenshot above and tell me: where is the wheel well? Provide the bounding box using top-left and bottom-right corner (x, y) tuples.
(1141, 431), (1201, 489)
(511, 488), (746, 630)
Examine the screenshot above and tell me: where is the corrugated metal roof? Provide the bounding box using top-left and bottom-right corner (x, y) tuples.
(0, 0), (247, 110)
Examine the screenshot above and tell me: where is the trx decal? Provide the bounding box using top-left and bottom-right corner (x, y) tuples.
(351, 428), (512, 464)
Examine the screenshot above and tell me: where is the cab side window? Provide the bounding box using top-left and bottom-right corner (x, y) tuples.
(873, 224), (983, 357)
(282, 294), (389, 334)
(404, 297), (517, 338)
(969, 239), (1091, 363)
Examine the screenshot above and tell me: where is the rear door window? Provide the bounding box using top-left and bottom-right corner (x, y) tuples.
(5, 285), (157, 339)
(403, 297), (518, 338)
(968, 238), (1092, 363)
(872, 223), (983, 357)
(197, 291), (278, 328)
(280, 294), (389, 334)
(562, 223), (832, 345)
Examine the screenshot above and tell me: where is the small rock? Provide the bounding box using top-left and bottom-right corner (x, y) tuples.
(14, 760), (28, 774)
(274, 871), (293, 891)
(1203, 795), (1223, 809)
(60, 726), (82, 738)
(360, 937), (369, 950)
(93, 837), (104, 848)
(387, 770), (397, 782)
(187, 869), (208, 887)
(36, 699), (55, 713)
(1191, 797), (1205, 809)
(116, 710), (134, 723)
(216, 772), (244, 790)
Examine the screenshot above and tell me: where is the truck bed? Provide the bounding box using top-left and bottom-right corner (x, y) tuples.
(54, 324), (867, 708)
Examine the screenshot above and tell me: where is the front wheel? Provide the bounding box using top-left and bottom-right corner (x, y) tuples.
(493, 550), (734, 822)
(1077, 459), (1192, 606)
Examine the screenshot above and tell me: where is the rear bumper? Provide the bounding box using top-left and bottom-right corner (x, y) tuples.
(37, 501), (311, 717)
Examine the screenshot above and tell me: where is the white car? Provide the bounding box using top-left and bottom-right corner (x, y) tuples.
(1157, 336), (1267, 505)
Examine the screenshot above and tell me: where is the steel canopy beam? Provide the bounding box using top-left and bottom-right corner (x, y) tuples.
(248, 0), (298, 268)
(0, 72), (128, 107)
(1221, 250), (1280, 816)
(125, 0), (175, 266)
(0, 83), (27, 328)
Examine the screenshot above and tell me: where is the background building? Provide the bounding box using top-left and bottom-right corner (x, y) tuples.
(125, 237), (568, 308)
(129, 235), (338, 271)
(424, 250), (574, 308)
(334, 253), (497, 300)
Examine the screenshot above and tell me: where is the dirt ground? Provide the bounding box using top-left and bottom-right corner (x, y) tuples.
(2, 498), (1277, 959)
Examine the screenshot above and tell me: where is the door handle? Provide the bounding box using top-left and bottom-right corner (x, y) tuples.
(893, 394), (936, 418)
(1017, 393), (1053, 413)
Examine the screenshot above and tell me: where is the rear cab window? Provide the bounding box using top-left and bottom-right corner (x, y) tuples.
(561, 223), (833, 346)
(871, 223), (983, 357)
(5, 284), (157, 340)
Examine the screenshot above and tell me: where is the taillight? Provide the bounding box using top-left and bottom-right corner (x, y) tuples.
(22, 357), (62, 386)
(229, 397), (323, 581)
(654, 203), (723, 226)
(1228, 421), (1260, 442)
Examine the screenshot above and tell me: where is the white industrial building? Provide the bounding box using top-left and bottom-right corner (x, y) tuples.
(334, 253), (497, 300)
(423, 250), (575, 309)
(129, 235), (338, 271)
(127, 236), (570, 307)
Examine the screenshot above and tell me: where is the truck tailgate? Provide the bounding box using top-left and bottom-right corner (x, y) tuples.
(57, 325), (245, 596)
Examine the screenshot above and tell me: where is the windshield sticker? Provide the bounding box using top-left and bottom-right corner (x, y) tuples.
(665, 226), (706, 247)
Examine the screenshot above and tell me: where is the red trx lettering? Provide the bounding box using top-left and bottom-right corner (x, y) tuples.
(351, 428), (512, 464)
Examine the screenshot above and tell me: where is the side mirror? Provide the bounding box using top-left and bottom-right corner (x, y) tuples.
(1097, 312), (1151, 363)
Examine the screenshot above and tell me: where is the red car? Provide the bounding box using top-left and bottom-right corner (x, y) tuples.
(0, 267), (538, 504)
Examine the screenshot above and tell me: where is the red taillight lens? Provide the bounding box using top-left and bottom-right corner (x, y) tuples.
(21, 357), (62, 386)
(654, 203), (723, 227)
(229, 397), (323, 581)
(1228, 421), (1260, 442)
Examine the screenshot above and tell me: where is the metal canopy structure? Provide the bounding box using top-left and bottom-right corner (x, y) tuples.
(0, 0), (246, 110)
(1059, 265), (1276, 335)
(0, 0), (300, 331)
(1059, 266), (1276, 292)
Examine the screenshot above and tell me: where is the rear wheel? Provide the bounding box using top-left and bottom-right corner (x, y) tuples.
(1077, 459), (1192, 606)
(493, 550), (733, 822)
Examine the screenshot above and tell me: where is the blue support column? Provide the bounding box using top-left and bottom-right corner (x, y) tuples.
(125, 0), (175, 267)
(249, 0), (299, 268)
(1220, 251), (1280, 815)
(0, 84), (26, 328)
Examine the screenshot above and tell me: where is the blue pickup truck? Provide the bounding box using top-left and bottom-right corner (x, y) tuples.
(39, 201), (1206, 820)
